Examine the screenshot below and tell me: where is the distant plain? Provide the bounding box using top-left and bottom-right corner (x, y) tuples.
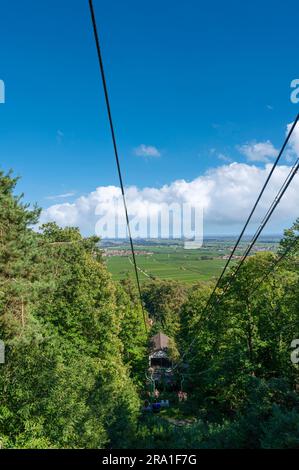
(103, 238), (280, 284)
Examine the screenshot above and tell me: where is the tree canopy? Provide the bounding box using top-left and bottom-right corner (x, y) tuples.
(0, 169), (298, 449)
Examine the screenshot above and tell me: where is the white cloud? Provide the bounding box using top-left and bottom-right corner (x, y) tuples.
(46, 192), (76, 201)
(40, 123), (299, 236)
(217, 153), (232, 163)
(238, 140), (279, 163)
(287, 120), (299, 157)
(40, 162), (299, 235)
(134, 144), (161, 158)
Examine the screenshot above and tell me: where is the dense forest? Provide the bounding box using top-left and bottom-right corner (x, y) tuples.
(0, 169), (298, 449)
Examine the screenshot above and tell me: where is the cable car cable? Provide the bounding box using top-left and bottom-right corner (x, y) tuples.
(218, 157), (299, 300)
(88, 0), (147, 331)
(172, 233), (298, 372)
(206, 114), (299, 310)
(172, 156), (299, 371)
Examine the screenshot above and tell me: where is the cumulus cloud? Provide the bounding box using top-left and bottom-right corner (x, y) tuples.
(238, 141), (279, 163)
(40, 122), (299, 236)
(40, 162), (299, 236)
(134, 144), (161, 158)
(287, 120), (299, 157)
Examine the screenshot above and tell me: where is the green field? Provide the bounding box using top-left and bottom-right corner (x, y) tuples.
(104, 239), (279, 284)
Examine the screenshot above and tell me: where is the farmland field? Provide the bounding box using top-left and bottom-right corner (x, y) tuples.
(103, 238), (280, 284)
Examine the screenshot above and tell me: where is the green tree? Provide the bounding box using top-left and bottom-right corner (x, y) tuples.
(0, 172), (143, 448)
(142, 280), (188, 337)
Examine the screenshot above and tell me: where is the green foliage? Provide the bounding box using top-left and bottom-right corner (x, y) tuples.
(142, 280), (188, 337)
(169, 221), (299, 448)
(116, 279), (148, 386)
(0, 171), (144, 448)
(131, 378), (299, 449)
(0, 169), (298, 449)
(261, 407), (299, 448)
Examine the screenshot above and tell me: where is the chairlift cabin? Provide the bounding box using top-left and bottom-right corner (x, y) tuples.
(149, 332), (172, 369)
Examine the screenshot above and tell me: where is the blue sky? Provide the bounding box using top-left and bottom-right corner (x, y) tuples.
(0, 0), (298, 234)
